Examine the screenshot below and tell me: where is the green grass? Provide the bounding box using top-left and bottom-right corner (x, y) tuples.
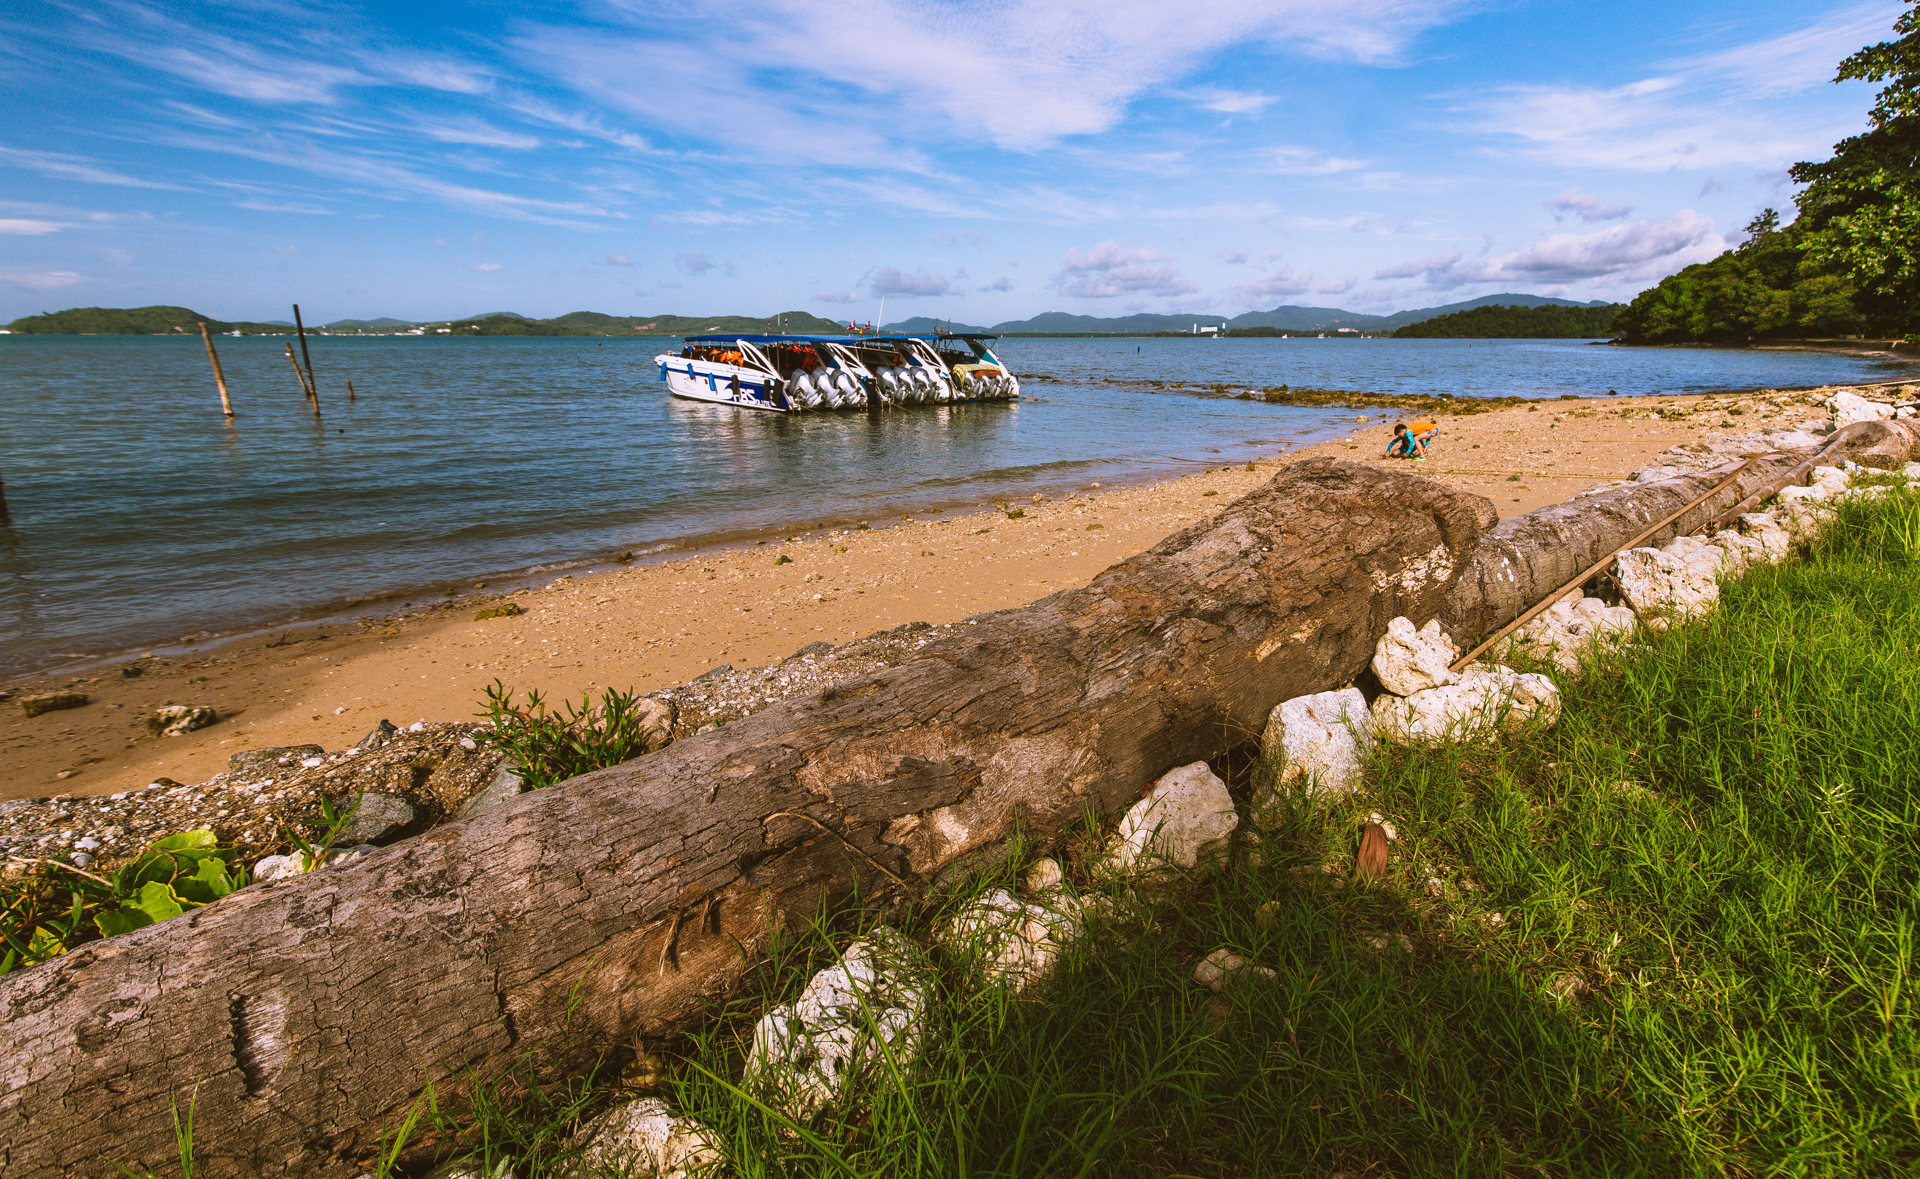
(375, 488), (1920, 1177)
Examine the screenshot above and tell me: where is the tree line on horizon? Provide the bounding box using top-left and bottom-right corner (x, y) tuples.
(1389, 303), (1621, 339)
(1616, 2), (1918, 344)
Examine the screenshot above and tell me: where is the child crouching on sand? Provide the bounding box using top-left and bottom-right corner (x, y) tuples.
(1386, 420), (1438, 460)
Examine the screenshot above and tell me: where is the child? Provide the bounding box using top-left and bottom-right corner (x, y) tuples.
(1385, 421), (1438, 459)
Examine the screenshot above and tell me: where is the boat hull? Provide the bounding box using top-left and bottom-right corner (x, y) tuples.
(656, 358), (787, 412)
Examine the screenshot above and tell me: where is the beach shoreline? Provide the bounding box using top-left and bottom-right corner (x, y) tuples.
(0, 381), (1894, 802)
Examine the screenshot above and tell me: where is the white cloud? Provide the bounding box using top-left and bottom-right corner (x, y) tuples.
(1220, 249), (1248, 263)
(1183, 87), (1278, 115)
(234, 199), (332, 214)
(0, 219), (63, 235)
(1268, 145), (1367, 175)
(1459, 3), (1901, 171)
(605, 252), (632, 266)
(979, 276), (1014, 292)
(675, 249), (714, 274)
(470, 262), (502, 272)
(0, 146), (182, 189)
(411, 116), (541, 150)
(1374, 250), (1461, 279)
(815, 289), (858, 303)
(520, 0), (1469, 163)
(3, 269), (84, 290)
(1543, 187), (1632, 222)
(1379, 211), (1724, 289)
(1051, 240), (1196, 298)
(870, 267), (952, 297)
(1235, 263), (1354, 301)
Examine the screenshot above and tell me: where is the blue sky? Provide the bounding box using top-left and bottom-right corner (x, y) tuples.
(0, 0), (1900, 324)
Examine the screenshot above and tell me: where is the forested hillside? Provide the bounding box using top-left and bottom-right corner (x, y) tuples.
(4, 306), (291, 334)
(1616, 3), (1918, 343)
(1391, 303), (1621, 338)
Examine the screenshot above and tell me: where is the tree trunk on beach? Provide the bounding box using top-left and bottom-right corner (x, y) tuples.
(3, 432), (1913, 1178)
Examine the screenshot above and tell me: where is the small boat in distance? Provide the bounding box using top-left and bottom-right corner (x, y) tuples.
(654, 333), (1019, 412)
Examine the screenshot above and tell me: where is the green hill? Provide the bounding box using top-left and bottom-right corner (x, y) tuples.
(3, 305), (294, 335)
(1391, 303), (1623, 339)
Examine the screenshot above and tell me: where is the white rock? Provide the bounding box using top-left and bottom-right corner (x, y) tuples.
(746, 926), (934, 1122)
(1901, 462), (1920, 481)
(320, 843), (380, 869)
(1193, 948), (1277, 991)
(301, 757), (324, 768)
(1371, 617), (1459, 696)
(1612, 547), (1718, 630)
(1023, 857), (1063, 893)
(1254, 689), (1372, 819)
(1660, 534), (1730, 581)
(1829, 390), (1896, 428)
(148, 704), (216, 737)
(1370, 666), (1560, 744)
(565, 1098), (721, 1178)
(1507, 595), (1634, 674)
(1104, 761), (1239, 874)
(426, 1158), (516, 1179)
(945, 888), (1084, 993)
(252, 853), (308, 883)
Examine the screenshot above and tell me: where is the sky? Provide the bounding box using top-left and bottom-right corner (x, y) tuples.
(0, 0), (1902, 325)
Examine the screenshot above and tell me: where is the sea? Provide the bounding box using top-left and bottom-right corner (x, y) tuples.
(0, 333), (1909, 679)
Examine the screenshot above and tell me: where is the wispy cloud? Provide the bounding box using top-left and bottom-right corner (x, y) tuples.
(0, 146), (183, 189)
(1543, 187), (1632, 222)
(675, 249), (714, 274)
(1051, 240), (1196, 298)
(2, 269), (85, 290)
(1457, 3), (1901, 171)
(870, 267), (952, 297)
(0, 219), (64, 235)
(1377, 211), (1723, 288)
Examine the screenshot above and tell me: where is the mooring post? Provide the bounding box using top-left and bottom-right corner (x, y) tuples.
(0, 471), (9, 521)
(347, 379), (356, 402)
(292, 304), (317, 400)
(284, 341), (318, 417)
(196, 322), (235, 417)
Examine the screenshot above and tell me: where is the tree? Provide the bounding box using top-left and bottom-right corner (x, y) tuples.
(1791, 1), (1920, 337)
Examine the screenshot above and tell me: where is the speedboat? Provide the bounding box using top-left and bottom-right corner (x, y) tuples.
(653, 332), (1019, 412)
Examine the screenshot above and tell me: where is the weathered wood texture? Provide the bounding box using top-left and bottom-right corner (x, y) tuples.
(0, 459), (1495, 1177)
(8, 431), (1916, 1177)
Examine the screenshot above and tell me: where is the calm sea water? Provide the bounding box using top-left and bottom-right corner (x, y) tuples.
(0, 334), (1908, 678)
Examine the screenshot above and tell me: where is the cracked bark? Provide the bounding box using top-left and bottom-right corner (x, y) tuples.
(3, 437), (1911, 1178)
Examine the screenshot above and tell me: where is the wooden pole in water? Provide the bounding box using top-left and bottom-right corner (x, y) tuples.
(284, 342), (319, 419)
(0, 471), (9, 521)
(292, 304), (317, 399)
(347, 379), (356, 402)
(196, 322), (235, 417)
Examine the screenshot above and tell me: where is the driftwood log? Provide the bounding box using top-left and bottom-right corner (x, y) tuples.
(4, 434), (1914, 1177)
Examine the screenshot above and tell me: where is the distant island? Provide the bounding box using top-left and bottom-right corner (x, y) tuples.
(3, 293), (1617, 339)
(1390, 302), (1622, 339)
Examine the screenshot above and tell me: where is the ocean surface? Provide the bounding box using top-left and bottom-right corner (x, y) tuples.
(0, 334), (1908, 678)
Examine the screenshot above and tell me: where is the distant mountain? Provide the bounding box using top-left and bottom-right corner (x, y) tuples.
(324, 317), (415, 329)
(1392, 302), (1623, 339)
(459, 311), (531, 320)
(879, 316), (991, 334)
(946, 294), (1613, 336)
(3, 305), (298, 335)
(986, 311), (1229, 334)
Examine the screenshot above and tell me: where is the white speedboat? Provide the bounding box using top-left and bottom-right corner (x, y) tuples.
(653, 332), (1019, 412)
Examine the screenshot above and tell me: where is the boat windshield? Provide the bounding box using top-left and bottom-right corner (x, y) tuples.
(934, 336), (994, 366)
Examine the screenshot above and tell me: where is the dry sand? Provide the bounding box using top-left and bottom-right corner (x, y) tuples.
(0, 385), (1846, 802)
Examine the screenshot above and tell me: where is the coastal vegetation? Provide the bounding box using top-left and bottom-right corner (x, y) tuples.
(314, 482), (1920, 1176)
(1617, 4), (1919, 344)
(1391, 302), (1622, 339)
(1, 305), (294, 335)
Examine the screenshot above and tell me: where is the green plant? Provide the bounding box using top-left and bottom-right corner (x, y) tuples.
(106, 1084), (199, 1179)
(3, 831), (248, 974)
(478, 681), (659, 789)
(283, 795), (363, 873)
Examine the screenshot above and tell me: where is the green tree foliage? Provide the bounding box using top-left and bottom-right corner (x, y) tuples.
(1391, 303), (1622, 338)
(1611, 214), (1863, 343)
(1617, 4), (1918, 343)
(1791, 1), (1920, 337)
(3, 305), (290, 335)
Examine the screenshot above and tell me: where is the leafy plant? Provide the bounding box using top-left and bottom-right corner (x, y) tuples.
(477, 681), (660, 789)
(283, 795), (363, 873)
(1, 831), (247, 975)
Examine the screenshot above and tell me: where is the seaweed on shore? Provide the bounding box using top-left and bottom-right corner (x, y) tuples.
(1235, 385), (1535, 414)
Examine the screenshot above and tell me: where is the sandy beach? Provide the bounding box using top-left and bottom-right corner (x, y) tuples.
(0, 384), (1850, 802)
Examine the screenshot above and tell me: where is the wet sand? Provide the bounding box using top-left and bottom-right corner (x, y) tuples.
(0, 386), (1844, 801)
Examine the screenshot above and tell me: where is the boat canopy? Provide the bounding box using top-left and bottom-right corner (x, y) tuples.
(682, 333), (871, 346)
